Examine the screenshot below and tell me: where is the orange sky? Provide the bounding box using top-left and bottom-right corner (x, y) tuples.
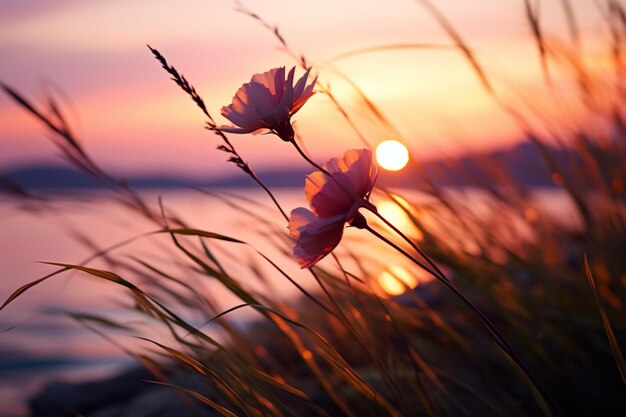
(0, 0), (613, 179)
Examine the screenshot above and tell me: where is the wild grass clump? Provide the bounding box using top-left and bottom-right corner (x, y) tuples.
(1, 1), (625, 416)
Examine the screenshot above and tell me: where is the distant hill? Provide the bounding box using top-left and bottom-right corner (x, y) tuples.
(1, 141), (574, 191)
(0, 166), (311, 190)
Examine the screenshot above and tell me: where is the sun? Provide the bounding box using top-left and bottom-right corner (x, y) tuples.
(375, 140), (409, 171)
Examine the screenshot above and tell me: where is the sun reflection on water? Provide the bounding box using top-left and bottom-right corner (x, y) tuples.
(375, 196), (424, 242)
(376, 265), (419, 296)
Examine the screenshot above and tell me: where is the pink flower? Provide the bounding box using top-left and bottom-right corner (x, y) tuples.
(219, 66), (317, 141)
(289, 149), (378, 268)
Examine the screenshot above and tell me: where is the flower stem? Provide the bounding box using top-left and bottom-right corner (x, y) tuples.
(248, 171), (289, 221)
(290, 139), (331, 176)
(365, 224), (440, 282)
(363, 220), (561, 417)
(372, 209), (447, 283)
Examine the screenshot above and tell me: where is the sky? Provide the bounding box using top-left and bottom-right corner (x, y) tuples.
(0, 0), (613, 179)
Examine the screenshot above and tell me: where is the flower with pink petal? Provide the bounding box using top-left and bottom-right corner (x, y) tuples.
(289, 149), (378, 268)
(220, 66), (317, 141)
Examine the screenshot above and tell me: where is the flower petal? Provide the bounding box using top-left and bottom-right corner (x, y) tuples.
(341, 149), (378, 197)
(221, 103), (263, 129)
(289, 209), (346, 268)
(288, 207), (318, 238)
(292, 67), (312, 100)
(279, 67), (295, 112)
(304, 149), (377, 217)
(220, 66), (315, 135)
(245, 83), (280, 118)
(221, 94), (261, 129)
(291, 73), (317, 114)
(305, 170), (354, 217)
(217, 125), (261, 134)
(251, 67), (284, 97)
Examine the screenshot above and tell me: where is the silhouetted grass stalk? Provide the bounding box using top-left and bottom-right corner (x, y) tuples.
(362, 222), (556, 416)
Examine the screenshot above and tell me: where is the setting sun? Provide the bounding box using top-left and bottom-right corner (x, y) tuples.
(375, 140), (409, 171)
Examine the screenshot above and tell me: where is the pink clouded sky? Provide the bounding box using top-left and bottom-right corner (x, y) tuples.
(0, 0), (612, 180)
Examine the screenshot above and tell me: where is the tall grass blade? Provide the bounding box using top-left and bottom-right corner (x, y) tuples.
(584, 254), (626, 385)
(147, 380), (240, 417)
